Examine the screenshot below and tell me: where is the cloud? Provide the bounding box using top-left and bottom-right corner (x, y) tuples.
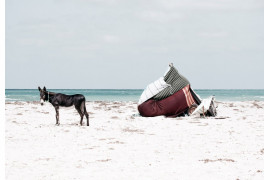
(103, 35), (120, 43)
(138, 10), (185, 23)
(198, 32), (228, 38)
(156, 0), (263, 10)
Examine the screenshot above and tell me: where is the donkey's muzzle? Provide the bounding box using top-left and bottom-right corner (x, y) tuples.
(40, 99), (44, 105)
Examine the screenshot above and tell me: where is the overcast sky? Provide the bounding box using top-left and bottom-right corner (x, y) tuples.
(6, 0), (264, 89)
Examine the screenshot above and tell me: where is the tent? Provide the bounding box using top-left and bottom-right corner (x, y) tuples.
(138, 64), (216, 117)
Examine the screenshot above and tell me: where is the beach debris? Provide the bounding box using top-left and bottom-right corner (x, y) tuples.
(108, 141), (125, 144)
(214, 116), (230, 119)
(122, 127), (144, 133)
(191, 96), (217, 117)
(137, 63), (217, 118)
(132, 113), (141, 117)
(199, 158), (235, 163)
(111, 116), (119, 119)
(252, 102), (263, 109)
(96, 159), (111, 162)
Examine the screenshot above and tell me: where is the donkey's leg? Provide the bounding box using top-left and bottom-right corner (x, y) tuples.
(85, 109), (89, 126)
(54, 106), (60, 125)
(75, 105), (84, 126)
(83, 101), (89, 126)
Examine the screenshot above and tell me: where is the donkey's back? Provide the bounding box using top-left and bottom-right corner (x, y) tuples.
(53, 93), (86, 107)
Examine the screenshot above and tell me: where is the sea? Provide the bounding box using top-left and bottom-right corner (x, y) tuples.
(5, 89), (264, 102)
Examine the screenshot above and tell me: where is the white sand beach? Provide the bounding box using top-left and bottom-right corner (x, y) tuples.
(5, 101), (264, 180)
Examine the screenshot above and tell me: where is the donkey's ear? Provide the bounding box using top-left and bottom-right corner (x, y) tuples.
(38, 86), (41, 91)
(43, 86), (46, 91)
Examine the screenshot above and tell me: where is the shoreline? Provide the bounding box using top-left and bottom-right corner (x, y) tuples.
(5, 99), (265, 103)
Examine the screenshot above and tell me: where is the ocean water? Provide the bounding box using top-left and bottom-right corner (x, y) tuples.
(5, 89), (264, 102)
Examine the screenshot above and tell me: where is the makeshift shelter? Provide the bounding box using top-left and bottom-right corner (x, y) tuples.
(138, 64), (217, 117)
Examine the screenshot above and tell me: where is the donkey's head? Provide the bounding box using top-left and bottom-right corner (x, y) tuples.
(38, 86), (48, 105)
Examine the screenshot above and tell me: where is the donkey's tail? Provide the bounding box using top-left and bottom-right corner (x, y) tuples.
(82, 100), (89, 117)
(80, 99), (85, 113)
(83, 101), (87, 114)
(82, 100), (89, 126)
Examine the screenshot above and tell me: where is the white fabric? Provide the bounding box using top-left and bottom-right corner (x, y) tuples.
(138, 77), (170, 105)
(191, 96), (215, 116)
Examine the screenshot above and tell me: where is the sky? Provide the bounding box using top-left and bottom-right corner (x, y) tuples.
(5, 0), (264, 89)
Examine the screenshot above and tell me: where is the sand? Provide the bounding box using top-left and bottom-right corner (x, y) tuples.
(5, 100), (264, 180)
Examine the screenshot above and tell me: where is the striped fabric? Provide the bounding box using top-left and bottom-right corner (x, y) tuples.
(152, 66), (190, 100)
(190, 88), (202, 104)
(138, 77), (170, 105)
(182, 85), (195, 107)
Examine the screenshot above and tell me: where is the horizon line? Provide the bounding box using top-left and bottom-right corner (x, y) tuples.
(5, 88), (264, 90)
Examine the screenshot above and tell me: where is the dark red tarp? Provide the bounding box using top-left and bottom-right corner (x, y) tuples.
(138, 84), (196, 117)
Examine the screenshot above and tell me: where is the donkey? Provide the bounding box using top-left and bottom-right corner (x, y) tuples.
(38, 86), (89, 126)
